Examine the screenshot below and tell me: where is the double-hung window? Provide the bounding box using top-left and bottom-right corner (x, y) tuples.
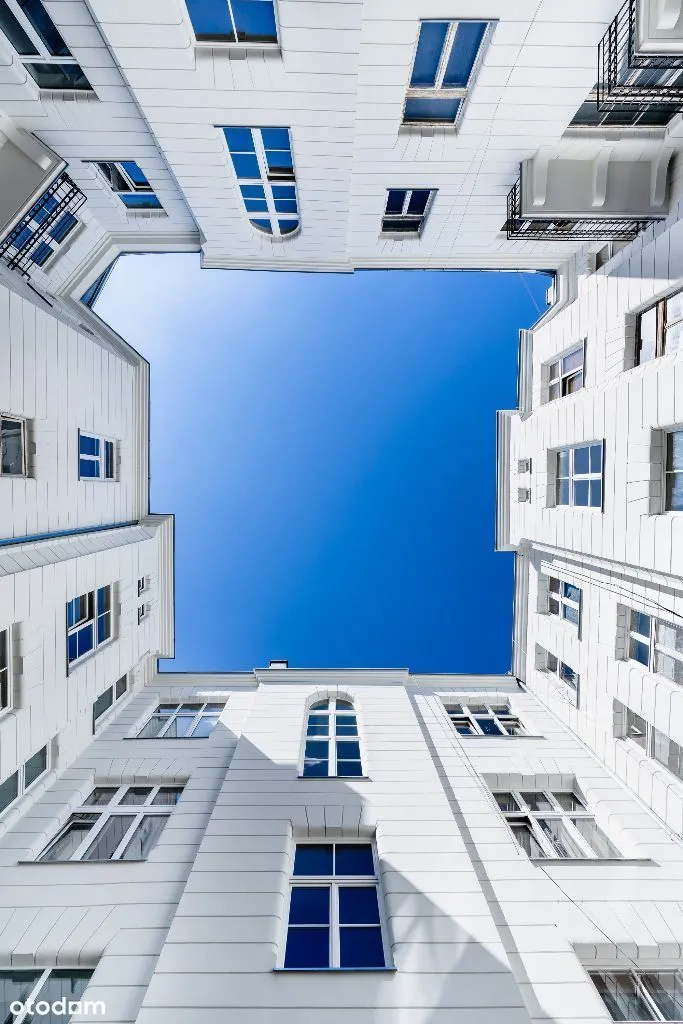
(616, 700), (683, 785)
(137, 701), (224, 738)
(381, 189), (434, 236)
(541, 649), (580, 699)
(303, 698), (362, 777)
(78, 431), (115, 480)
(92, 675), (127, 733)
(0, 0), (92, 89)
(66, 586), (112, 667)
(92, 161), (163, 211)
(546, 344), (584, 401)
(627, 609), (683, 686)
(224, 127), (299, 238)
(0, 744), (48, 815)
(185, 0), (278, 45)
(447, 701), (523, 736)
(665, 429), (683, 511)
(0, 627), (9, 711)
(403, 20), (491, 125)
(38, 784), (183, 862)
(0, 414), (26, 476)
(637, 289), (683, 365)
(591, 969), (683, 1021)
(555, 442), (603, 508)
(284, 843), (387, 970)
(548, 577), (581, 627)
(0, 969), (94, 1023)
(494, 789), (620, 860)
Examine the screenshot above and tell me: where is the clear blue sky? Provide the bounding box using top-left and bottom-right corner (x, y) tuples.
(95, 255), (549, 673)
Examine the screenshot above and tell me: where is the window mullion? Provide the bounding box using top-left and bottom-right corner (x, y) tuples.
(529, 816), (557, 858)
(331, 881), (339, 968)
(435, 21), (456, 90)
(225, 0), (238, 36)
(6, 0), (45, 57)
(70, 811), (106, 861)
(253, 129), (278, 236)
(330, 713), (337, 775)
(110, 812), (141, 861)
(159, 713), (175, 738)
(13, 970), (52, 1024)
(638, 978), (666, 1021)
(564, 816), (597, 859)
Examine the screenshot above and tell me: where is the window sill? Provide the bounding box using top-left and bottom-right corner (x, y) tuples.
(458, 734), (545, 740)
(273, 967), (396, 973)
(18, 858), (147, 865)
(123, 735), (211, 741)
(530, 857), (654, 866)
(194, 40), (281, 55)
(297, 774), (370, 780)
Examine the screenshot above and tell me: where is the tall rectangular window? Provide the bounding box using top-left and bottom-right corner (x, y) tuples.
(0, 0), (91, 89)
(627, 608), (683, 686)
(591, 969), (683, 1020)
(92, 161), (163, 211)
(137, 701), (225, 738)
(555, 442), (603, 508)
(545, 344), (584, 401)
(186, 0), (278, 45)
(284, 843), (386, 969)
(0, 969), (94, 1022)
(617, 699), (683, 785)
(223, 127), (299, 238)
(303, 698), (362, 777)
(0, 414), (26, 476)
(636, 289), (683, 364)
(66, 586), (112, 667)
(447, 701), (524, 736)
(38, 784), (183, 861)
(381, 189), (435, 236)
(541, 649), (580, 700)
(0, 743), (48, 815)
(493, 789), (619, 860)
(0, 628), (9, 711)
(547, 577), (581, 627)
(78, 431), (115, 480)
(665, 430), (683, 511)
(403, 20), (490, 125)
(92, 675), (127, 732)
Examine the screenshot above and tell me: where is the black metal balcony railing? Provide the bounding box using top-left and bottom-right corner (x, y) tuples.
(505, 179), (653, 242)
(0, 172), (86, 277)
(598, 0), (683, 108)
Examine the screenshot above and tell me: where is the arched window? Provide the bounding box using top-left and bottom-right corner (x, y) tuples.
(302, 698), (362, 778)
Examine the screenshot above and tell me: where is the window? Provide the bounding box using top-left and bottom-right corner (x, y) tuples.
(0, 969), (95, 1023)
(446, 701), (524, 736)
(627, 609), (683, 686)
(92, 161), (163, 211)
(284, 843), (387, 970)
(403, 20), (490, 125)
(80, 262), (115, 309)
(137, 604), (147, 625)
(548, 577), (581, 627)
(3, 192), (79, 269)
(546, 344), (584, 401)
(38, 784), (183, 862)
(0, 628), (8, 711)
(0, 744), (48, 815)
(302, 698), (362, 777)
(137, 577), (147, 597)
(92, 674), (127, 733)
(185, 0), (277, 44)
(137, 701), (224, 738)
(493, 789), (619, 859)
(541, 649), (580, 699)
(381, 189), (434, 236)
(555, 442), (603, 508)
(591, 969), (683, 1021)
(66, 586), (112, 667)
(223, 127), (299, 238)
(570, 86), (676, 128)
(0, 0), (91, 89)
(78, 431), (115, 480)
(665, 430), (683, 511)
(0, 414), (26, 476)
(617, 700), (683, 785)
(637, 290), (683, 365)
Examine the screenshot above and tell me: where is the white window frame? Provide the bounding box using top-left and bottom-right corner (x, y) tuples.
(301, 697), (363, 778)
(92, 674), (128, 733)
(541, 649), (580, 700)
(77, 430), (116, 481)
(636, 287), (683, 366)
(664, 428), (683, 512)
(626, 608), (683, 686)
(222, 126), (299, 240)
(0, 413), (26, 476)
(0, 0), (92, 90)
(494, 789), (619, 860)
(0, 968), (94, 1024)
(38, 783), (182, 862)
(0, 625), (11, 713)
(553, 441), (604, 509)
(381, 188), (436, 237)
(547, 576), (581, 628)
(545, 342), (585, 402)
(190, 0), (280, 48)
(446, 700), (524, 736)
(589, 968), (683, 1022)
(136, 701), (224, 739)
(279, 840), (390, 970)
(66, 585), (113, 670)
(403, 19), (492, 128)
(0, 744), (49, 818)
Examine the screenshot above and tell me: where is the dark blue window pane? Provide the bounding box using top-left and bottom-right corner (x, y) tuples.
(104, 441), (114, 479)
(563, 583), (580, 602)
(573, 445), (590, 475)
(560, 663), (578, 690)
(407, 190), (430, 216)
(630, 638), (650, 665)
(97, 613), (111, 644)
(288, 886), (329, 923)
(476, 717), (504, 735)
(284, 927), (329, 968)
(240, 184), (265, 199)
(31, 241), (53, 266)
(19, 0), (70, 56)
(339, 926), (384, 968)
(563, 605), (579, 626)
(0, 1), (36, 55)
(33, 196), (57, 225)
(310, 699), (330, 710)
(49, 212), (77, 243)
(119, 161), (149, 186)
(232, 0), (277, 44)
(67, 632), (78, 663)
(304, 740), (328, 760)
(335, 845), (374, 877)
(590, 444), (603, 472)
(80, 264), (113, 308)
(8, 224), (33, 250)
(303, 758), (329, 777)
(120, 194), (162, 209)
(337, 761), (363, 777)
(97, 587), (110, 614)
(590, 479), (602, 507)
(272, 185), (296, 199)
(306, 725), (329, 737)
(80, 434), (100, 456)
(339, 886), (380, 923)
(293, 845), (333, 876)
(279, 220), (299, 235)
(336, 740), (360, 760)
(24, 62), (91, 90)
(0, 771), (19, 813)
(66, 600), (75, 628)
(443, 21), (487, 87)
(244, 199), (268, 212)
(266, 150), (293, 174)
(186, 0), (235, 40)
(79, 458), (99, 478)
(77, 624), (93, 658)
(231, 153), (260, 179)
(385, 190), (405, 214)
(632, 611), (651, 637)
(260, 128), (290, 150)
(404, 96), (460, 123)
(274, 199), (298, 213)
(336, 724), (358, 737)
(410, 21), (449, 86)
(224, 127), (255, 152)
(574, 480), (589, 506)
(250, 218), (273, 233)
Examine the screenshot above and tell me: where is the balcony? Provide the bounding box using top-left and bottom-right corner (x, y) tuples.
(0, 172), (85, 277)
(506, 180), (652, 241)
(598, 0), (683, 108)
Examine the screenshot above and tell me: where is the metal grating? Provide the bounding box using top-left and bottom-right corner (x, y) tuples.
(505, 178), (652, 242)
(598, 0), (683, 108)
(0, 173), (86, 277)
